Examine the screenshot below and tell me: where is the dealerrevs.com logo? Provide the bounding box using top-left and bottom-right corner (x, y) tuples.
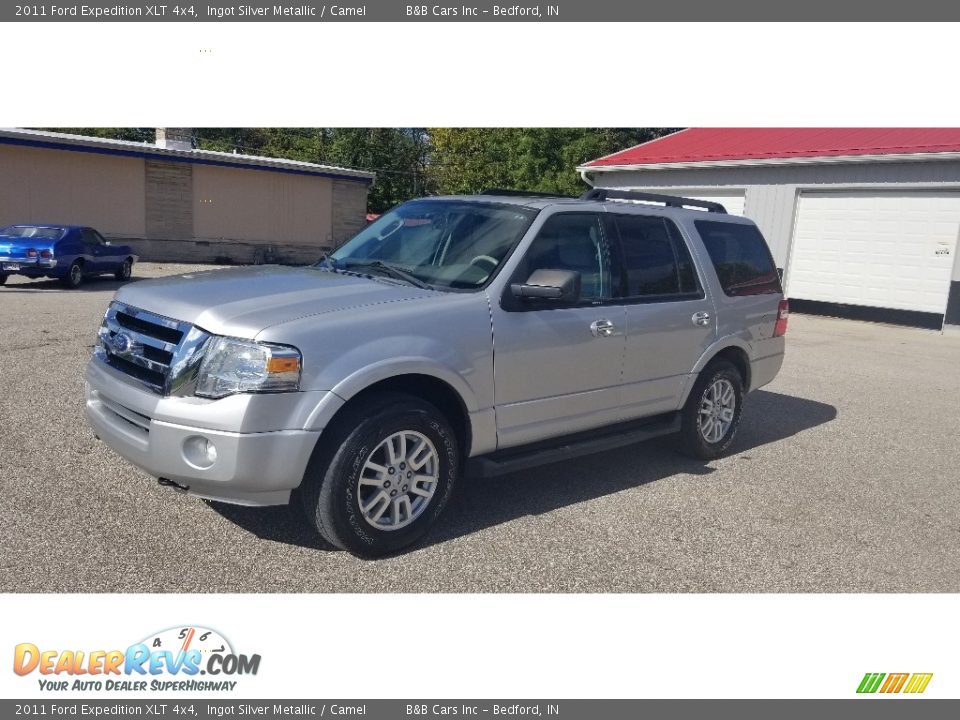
(13, 626), (261, 692)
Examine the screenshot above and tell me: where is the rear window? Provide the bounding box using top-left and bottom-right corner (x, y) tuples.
(1, 226), (65, 240)
(694, 220), (782, 296)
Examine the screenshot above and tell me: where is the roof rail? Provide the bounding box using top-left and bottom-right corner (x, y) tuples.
(579, 188), (728, 213)
(480, 188), (573, 198)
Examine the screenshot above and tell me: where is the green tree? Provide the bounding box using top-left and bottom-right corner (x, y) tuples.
(323, 128), (430, 213)
(429, 128), (677, 196)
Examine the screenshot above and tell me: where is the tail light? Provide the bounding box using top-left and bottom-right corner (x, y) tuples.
(773, 299), (789, 337)
(26, 249), (38, 258)
(39, 249), (53, 259)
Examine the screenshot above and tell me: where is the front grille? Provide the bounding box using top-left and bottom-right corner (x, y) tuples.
(104, 353), (166, 389)
(115, 310), (184, 345)
(95, 302), (209, 395)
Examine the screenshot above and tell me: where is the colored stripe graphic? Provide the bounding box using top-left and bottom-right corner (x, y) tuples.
(904, 674), (933, 694)
(857, 672), (932, 694)
(880, 673), (909, 693)
(857, 673), (885, 693)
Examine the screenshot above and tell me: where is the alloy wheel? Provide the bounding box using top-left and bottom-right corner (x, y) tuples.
(356, 430), (440, 531)
(699, 378), (736, 444)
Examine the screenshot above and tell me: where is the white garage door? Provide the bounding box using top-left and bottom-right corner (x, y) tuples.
(788, 192), (960, 314)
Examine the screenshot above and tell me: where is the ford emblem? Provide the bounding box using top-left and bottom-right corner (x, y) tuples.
(112, 333), (133, 355)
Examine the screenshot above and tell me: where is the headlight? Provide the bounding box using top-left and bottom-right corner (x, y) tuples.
(195, 337), (302, 399)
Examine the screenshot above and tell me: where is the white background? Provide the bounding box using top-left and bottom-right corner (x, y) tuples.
(3, 595), (957, 699)
(2, 20), (958, 700)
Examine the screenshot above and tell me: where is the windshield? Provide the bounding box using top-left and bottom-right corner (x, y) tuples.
(1, 226), (65, 240)
(325, 200), (536, 290)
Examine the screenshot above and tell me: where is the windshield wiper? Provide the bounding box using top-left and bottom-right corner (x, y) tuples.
(344, 260), (431, 289)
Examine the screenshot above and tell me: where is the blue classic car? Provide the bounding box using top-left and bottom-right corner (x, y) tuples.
(0, 225), (137, 288)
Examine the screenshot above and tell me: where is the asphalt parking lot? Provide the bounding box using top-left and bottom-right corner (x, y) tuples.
(1, 263), (959, 592)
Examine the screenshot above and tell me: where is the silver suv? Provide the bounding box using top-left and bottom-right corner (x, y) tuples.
(85, 189), (788, 557)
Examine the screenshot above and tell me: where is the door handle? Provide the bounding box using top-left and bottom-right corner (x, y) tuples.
(692, 311), (712, 327)
(590, 319), (616, 337)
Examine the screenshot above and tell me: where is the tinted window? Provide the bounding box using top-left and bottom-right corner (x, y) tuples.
(81, 229), (104, 245)
(521, 213), (611, 303)
(695, 220), (782, 296)
(614, 214), (700, 298)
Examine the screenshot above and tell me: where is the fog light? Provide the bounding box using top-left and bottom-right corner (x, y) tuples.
(183, 435), (217, 469)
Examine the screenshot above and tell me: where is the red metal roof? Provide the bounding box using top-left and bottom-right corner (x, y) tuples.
(583, 128), (960, 168)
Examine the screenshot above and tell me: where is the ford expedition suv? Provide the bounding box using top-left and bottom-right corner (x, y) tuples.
(85, 189), (787, 557)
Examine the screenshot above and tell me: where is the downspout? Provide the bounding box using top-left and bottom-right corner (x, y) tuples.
(579, 169), (596, 187)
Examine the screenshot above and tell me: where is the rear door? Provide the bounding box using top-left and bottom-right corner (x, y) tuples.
(490, 211), (626, 448)
(694, 219), (784, 339)
(611, 212), (718, 419)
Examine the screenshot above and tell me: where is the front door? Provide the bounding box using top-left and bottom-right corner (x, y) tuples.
(490, 212), (626, 449)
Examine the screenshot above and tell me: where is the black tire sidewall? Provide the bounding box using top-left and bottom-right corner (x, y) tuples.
(307, 398), (459, 557)
(117, 259), (132, 280)
(0, 274), (7, 286)
(65, 261), (83, 288)
(681, 361), (744, 459)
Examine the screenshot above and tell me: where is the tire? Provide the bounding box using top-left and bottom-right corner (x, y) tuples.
(62, 261), (84, 289)
(0, 274), (7, 286)
(679, 359), (744, 460)
(300, 392), (460, 558)
(115, 257), (133, 281)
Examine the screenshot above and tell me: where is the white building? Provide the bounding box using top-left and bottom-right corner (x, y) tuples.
(579, 128), (960, 330)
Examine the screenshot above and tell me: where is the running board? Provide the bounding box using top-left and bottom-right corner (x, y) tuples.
(467, 412), (681, 478)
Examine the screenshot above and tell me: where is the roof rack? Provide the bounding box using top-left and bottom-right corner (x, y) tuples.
(579, 188), (727, 213)
(479, 188), (573, 198)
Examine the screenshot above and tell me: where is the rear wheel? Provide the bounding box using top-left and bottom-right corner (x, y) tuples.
(679, 359), (744, 460)
(300, 392), (460, 558)
(62, 260), (84, 289)
(115, 257), (133, 281)
(0, 274), (7, 286)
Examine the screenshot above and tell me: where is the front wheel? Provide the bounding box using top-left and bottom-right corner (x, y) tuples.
(300, 392), (460, 558)
(115, 257), (133, 281)
(679, 359), (744, 460)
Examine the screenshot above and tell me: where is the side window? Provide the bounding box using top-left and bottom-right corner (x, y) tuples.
(614, 214), (701, 299)
(694, 220), (782, 296)
(519, 213), (612, 303)
(81, 229), (103, 246)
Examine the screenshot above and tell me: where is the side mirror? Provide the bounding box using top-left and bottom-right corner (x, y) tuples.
(510, 268), (580, 302)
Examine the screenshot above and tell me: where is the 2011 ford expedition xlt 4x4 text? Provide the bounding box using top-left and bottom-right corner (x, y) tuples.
(85, 189), (787, 557)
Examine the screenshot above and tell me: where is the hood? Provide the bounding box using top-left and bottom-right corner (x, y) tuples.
(113, 265), (436, 338)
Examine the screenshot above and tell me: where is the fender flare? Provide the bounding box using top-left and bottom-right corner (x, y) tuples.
(678, 336), (753, 406)
(302, 357), (480, 431)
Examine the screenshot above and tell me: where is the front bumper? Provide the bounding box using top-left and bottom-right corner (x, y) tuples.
(84, 361), (332, 506)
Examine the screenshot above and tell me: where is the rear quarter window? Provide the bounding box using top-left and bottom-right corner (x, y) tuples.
(694, 220), (782, 296)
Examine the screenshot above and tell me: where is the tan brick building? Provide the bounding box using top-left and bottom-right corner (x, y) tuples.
(0, 128), (374, 264)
